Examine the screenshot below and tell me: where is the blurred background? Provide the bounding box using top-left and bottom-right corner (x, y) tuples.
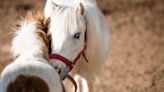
(0, 0), (164, 92)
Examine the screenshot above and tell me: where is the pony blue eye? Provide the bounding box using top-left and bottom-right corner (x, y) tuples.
(74, 32), (81, 39)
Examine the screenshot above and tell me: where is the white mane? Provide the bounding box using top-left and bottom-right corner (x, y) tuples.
(11, 21), (46, 59)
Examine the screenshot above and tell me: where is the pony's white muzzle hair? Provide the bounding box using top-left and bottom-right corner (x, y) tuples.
(50, 59), (70, 80)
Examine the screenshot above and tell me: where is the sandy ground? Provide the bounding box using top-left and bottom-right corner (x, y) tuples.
(0, 0), (164, 92)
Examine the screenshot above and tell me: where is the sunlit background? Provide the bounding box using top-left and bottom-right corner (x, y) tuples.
(0, 0), (164, 92)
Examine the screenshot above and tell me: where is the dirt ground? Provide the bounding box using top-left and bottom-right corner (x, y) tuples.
(0, 0), (164, 92)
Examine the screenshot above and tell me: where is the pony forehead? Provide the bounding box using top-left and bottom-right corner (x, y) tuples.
(50, 7), (85, 34)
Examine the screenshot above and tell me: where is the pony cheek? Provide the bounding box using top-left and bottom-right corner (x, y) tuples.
(72, 43), (84, 52)
(73, 48), (80, 52)
(72, 48), (82, 55)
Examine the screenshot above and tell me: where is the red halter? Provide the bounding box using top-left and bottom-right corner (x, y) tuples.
(50, 30), (88, 92)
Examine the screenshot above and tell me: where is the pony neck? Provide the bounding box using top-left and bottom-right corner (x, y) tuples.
(11, 21), (49, 61)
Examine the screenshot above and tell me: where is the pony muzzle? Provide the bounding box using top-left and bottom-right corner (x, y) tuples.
(49, 55), (72, 80)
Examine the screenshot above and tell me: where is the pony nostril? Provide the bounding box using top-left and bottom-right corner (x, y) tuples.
(54, 66), (61, 74)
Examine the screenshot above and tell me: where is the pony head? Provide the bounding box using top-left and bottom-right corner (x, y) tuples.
(45, 2), (86, 79)
(44, 0), (111, 79)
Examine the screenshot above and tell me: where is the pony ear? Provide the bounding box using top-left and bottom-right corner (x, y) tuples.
(76, 3), (84, 15)
(44, 17), (51, 31)
(52, 2), (58, 10)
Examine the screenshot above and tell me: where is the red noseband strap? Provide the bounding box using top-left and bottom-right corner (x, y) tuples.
(50, 54), (74, 70)
(50, 45), (87, 71)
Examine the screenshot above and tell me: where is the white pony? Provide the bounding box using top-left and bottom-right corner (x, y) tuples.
(0, 12), (64, 92)
(44, 0), (111, 91)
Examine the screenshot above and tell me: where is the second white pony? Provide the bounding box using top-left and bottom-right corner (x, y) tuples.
(44, 0), (111, 91)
